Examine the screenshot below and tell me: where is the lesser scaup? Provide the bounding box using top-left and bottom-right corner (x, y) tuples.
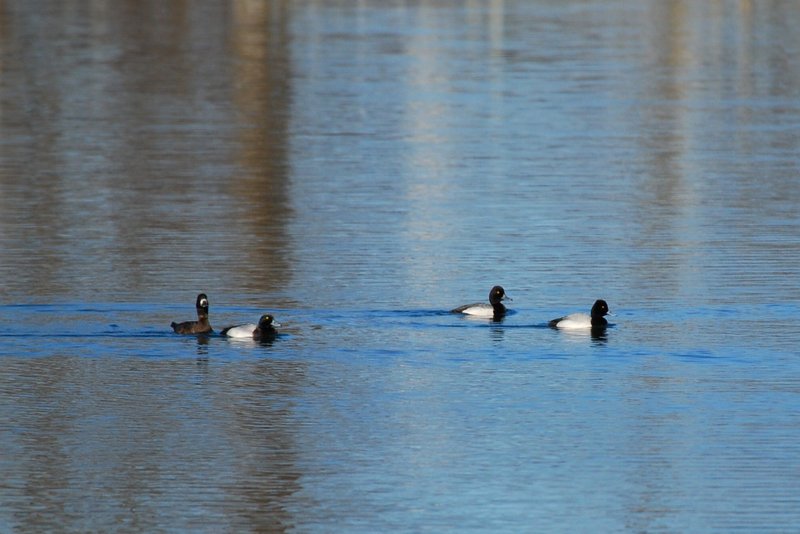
(451, 285), (511, 318)
(549, 299), (610, 329)
(221, 314), (280, 341)
(171, 293), (213, 334)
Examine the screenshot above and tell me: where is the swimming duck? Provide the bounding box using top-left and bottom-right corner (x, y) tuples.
(171, 293), (213, 334)
(549, 299), (610, 329)
(451, 285), (510, 318)
(221, 314), (280, 341)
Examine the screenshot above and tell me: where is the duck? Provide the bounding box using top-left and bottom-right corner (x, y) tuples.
(548, 299), (610, 329)
(451, 285), (510, 318)
(171, 293), (213, 334)
(221, 314), (280, 341)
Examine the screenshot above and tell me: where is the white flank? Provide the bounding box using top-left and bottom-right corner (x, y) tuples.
(224, 324), (257, 338)
(553, 313), (593, 329)
(460, 305), (495, 318)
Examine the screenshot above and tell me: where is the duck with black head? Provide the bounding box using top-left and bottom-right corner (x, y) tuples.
(221, 313), (280, 341)
(171, 293), (213, 334)
(451, 285), (511, 319)
(549, 299), (611, 330)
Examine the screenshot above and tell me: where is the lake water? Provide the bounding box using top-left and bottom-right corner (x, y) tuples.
(2, 1), (800, 532)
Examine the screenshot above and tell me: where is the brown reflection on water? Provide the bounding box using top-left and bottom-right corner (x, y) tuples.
(210, 358), (307, 532)
(629, 1), (697, 303)
(4, 355), (307, 532)
(0, 2), (302, 532)
(627, 1), (800, 305)
(0, 1), (293, 302)
(619, 3), (800, 528)
(227, 0), (293, 300)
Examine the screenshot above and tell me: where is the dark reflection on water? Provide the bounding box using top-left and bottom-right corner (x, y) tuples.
(0, 1), (293, 304)
(2, 1), (800, 532)
(2, 354), (307, 532)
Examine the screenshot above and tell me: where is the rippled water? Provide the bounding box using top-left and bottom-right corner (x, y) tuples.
(2, 1), (800, 532)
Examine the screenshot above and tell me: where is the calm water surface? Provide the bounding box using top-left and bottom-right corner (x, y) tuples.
(2, 1), (800, 532)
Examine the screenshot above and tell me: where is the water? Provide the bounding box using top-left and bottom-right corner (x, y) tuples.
(2, 1), (800, 531)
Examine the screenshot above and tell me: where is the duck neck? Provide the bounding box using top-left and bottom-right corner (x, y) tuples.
(590, 315), (607, 327)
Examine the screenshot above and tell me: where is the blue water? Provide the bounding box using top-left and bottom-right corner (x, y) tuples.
(2, 1), (800, 532)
